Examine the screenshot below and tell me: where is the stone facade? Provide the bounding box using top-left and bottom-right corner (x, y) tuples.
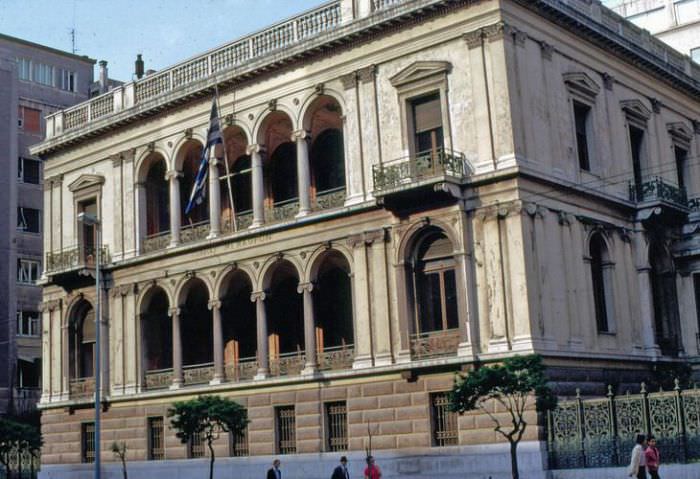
(31, 0), (700, 477)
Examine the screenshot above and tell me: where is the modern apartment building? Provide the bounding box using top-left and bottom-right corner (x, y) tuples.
(30, 0), (700, 477)
(0, 34), (94, 415)
(604, 0), (700, 62)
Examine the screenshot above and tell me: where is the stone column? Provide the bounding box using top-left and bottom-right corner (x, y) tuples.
(169, 307), (183, 388)
(247, 145), (266, 228)
(134, 182), (147, 254)
(167, 171), (182, 246)
(293, 130), (312, 217)
(252, 292), (269, 379)
(61, 321), (70, 400)
(208, 159), (221, 238)
(348, 234), (373, 369)
(298, 282), (317, 374)
(209, 300), (224, 384)
(632, 231), (660, 356)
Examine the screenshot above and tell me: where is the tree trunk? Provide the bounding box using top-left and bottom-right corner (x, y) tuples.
(510, 440), (519, 479)
(208, 438), (216, 479)
(121, 455), (128, 479)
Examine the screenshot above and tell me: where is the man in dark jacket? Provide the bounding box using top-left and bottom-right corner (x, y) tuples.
(267, 459), (282, 479)
(331, 456), (350, 479)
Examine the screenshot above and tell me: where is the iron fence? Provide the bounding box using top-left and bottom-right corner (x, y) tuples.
(0, 447), (39, 479)
(548, 381), (700, 469)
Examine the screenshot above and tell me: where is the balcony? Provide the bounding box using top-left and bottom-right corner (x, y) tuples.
(45, 245), (110, 289)
(317, 345), (354, 371)
(183, 362), (215, 385)
(142, 231), (171, 254)
(266, 199), (300, 224)
(410, 329), (460, 360)
(269, 351), (305, 377)
(224, 357), (258, 382)
(628, 177), (688, 224)
(144, 368), (173, 390)
(372, 149), (470, 209)
(180, 221), (210, 245)
(69, 377), (95, 400)
(313, 187), (347, 211)
(13, 387), (40, 414)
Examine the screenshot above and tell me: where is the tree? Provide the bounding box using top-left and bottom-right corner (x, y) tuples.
(449, 354), (557, 479)
(168, 395), (248, 479)
(111, 441), (128, 479)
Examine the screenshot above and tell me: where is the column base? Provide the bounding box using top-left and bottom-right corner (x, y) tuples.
(168, 241), (181, 249)
(566, 337), (585, 352)
(374, 352), (393, 367)
(457, 342), (475, 358)
(343, 194), (365, 207)
(254, 370), (269, 381)
(394, 349), (412, 365)
(352, 355), (373, 370)
(249, 220), (264, 229)
(206, 231), (220, 240)
(487, 337), (510, 353)
(301, 366), (318, 377)
(169, 381), (183, 390)
(209, 376), (224, 386)
(295, 209), (311, 219)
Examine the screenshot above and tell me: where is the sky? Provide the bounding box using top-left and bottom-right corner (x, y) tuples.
(0, 0), (324, 82)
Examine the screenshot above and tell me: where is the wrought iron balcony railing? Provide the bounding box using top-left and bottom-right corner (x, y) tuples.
(373, 148), (470, 193)
(409, 328), (461, 360)
(180, 221), (210, 244)
(222, 211), (254, 233)
(317, 344), (354, 371)
(266, 199), (300, 223)
(628, 177), (688, 208)
(313, 186), (347, 211)
(45, 245), (110, 274)
(688, 196), (700, 213)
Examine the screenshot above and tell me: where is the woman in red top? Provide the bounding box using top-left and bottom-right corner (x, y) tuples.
(364, 455), (382, 479)
(644, 435), (661, 479)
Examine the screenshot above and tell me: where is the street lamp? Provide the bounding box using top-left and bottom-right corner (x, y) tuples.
(77, 212), (101, 479)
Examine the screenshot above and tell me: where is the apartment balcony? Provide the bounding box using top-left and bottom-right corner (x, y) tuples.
(373, 149), (470, 210)
(45, 245), (110, 289)
(409, 329), (460, 361)
(629, 177), (688, 224)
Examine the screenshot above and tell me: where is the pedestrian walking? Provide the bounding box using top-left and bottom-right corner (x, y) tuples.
(332, 456), (350, 479)
(645, 435), (661, 479)
(364, 455), (381, 479)
(628, 433), (647, 479)
(267, 459), (282, 479)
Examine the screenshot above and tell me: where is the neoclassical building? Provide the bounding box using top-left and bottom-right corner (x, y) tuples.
(32, 0), (700, 477)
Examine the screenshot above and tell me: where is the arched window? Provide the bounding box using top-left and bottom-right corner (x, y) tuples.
(311, 129), (345, 193)
(224, 155), (252, 214)
(589, 234), (613, 333)
(269, 142), (298, 205)
(180, 280), (213, 369)
(179, 141), (209, 224)
(266, 261), (304, 375)
(221, 271), (257, 379)
(141, 288), (172, 372)
(145, 158), (169, 235)
(314, 252), (353, 356)
(649, 241), (682, 355)
(412, 229), (458, 334)
(69, 301), (95, 380)
(220, 126), (251, 229)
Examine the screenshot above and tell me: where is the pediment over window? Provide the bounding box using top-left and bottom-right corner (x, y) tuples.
(563, 72), (600, 99)
(667, 122), (693, 144)
(620, 99), (652, 122)
(68, 174), (106, 193)
(390, 61), (452, 88)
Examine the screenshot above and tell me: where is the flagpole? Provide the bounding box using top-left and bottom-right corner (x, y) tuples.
(215, 83), (238, 232)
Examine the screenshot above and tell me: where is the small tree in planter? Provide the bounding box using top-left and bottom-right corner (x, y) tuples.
(449, 354), (557, 479)
(168, 395), (248, 479)
(111, 442), (128, 479)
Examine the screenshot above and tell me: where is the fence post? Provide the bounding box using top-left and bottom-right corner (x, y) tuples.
(607, 385), (619, 466)
(546, 408), (553, 469)
(576, 389), (586, 467)
(676, 378), (688, 462)
(641, 382), (651, 436)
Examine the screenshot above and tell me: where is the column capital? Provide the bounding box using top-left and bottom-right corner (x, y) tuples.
(297, 282), (314, 294)
(250, 291), (266, 302)
(246, 144), (266, 156)
(165, 170), (183, 180)
(208, 299), (222, 311)
(168, 307), (181, 317)
(291, 129), (310, 142)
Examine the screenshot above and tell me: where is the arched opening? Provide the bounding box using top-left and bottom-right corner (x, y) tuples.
(307, 96), (345, 209)
(649, 241), (682, 356)
(313, 251), (354, 370)
(178, 140), (209, 226)
(220, 127), (252, 230)
(407, 227), (460, 359)
(144, 154), (170, 236)
(590, 233), (613, 334)
(266, 261), (304, 376)
(69, 300), (95, 381)
(261, 112), (297, 219)
(220, 271), (257, 380)
(141, 288), (172, 389)
(180, 279), (213, 383)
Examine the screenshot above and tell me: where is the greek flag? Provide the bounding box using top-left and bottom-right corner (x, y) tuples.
(185, 98), (223, 216)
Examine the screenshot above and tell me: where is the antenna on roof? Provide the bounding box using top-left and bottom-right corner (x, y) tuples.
(70, 28), (77, 54)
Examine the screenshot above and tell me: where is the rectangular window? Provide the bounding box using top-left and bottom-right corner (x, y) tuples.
(188, 431), (205, 458)
(16, 311), (40, 337)
(79, 199), (98, 257)
(573, 101), (591, 171)
(431, 392), (458, 447)
(148, 417), (165, 460)
(17, 207), (40, 233)
(81, 423), (95, 463)
(32, 62), (54, 87)
(17, 259), (40, 284)
(276, 406), (296, 455)
(629, 125), (645, 189)
(17, 58), (31, 81)
(18, 157), (41, 184)
(229, 425), (249, 457)
(16, 358), (39, 388)
(19, 106), (41, 134)
(411, 93), (444, 156)
(60, 69), (77, 92)
(675, 145), (688, 191)
(325, 401), (348, 452)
